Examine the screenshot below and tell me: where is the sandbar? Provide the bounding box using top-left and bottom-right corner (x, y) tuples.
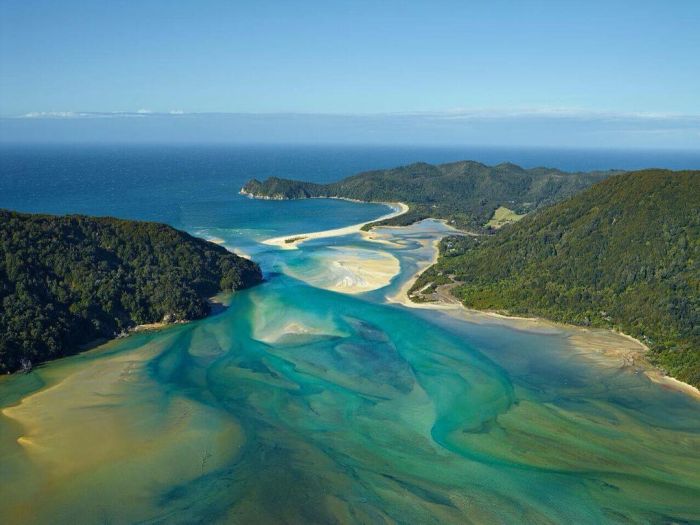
(385, 225), (700, 401)
(284, 247), (401, 295)
(262, 202), (409, 249)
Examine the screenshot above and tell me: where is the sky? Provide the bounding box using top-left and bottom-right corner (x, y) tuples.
(0, 0), (699, 147)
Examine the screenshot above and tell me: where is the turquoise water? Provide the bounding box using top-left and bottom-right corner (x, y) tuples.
(1, 146), (699, 524)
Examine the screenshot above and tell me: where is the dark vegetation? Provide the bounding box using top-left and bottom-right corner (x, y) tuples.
(411, 170), (700, 386)
(242, 160), (618, 231)
(245, 162), (699, 386)
(0, 210), (262, 373)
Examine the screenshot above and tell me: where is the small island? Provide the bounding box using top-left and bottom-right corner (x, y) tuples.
(0, 210), (263, 373)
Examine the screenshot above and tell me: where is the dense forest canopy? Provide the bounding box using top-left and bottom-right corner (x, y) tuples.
(411, 170), (700, 386)
(242, 160), (618, 230)
(0, 210), (262, 373)
(245, 162), (700, 385)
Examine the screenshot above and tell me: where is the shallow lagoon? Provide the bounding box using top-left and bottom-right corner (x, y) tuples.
(1, 209), (699, 524)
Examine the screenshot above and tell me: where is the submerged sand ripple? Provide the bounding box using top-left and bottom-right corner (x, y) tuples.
(1, 217), (699, 524)
(282, 246), (401, 294)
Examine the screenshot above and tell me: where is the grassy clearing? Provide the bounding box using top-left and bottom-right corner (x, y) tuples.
(485, 206), (526, 229)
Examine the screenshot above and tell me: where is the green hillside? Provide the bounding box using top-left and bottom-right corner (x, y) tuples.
(242, 160), (617, 231)
(411, 170), (700, 386)
(0, 210), (263, 373)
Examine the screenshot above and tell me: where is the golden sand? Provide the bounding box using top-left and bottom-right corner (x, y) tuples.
(385, 225), (700, 401)
(284, 246), (401, 295)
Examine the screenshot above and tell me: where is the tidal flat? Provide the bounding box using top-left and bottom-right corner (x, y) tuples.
(1, 212), (699, 524)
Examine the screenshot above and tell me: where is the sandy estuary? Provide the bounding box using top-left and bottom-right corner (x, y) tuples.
(1, 207), (699, 524)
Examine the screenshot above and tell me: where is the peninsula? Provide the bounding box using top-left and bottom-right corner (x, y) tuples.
(241, 160), (618, 231)
(412, 169), (700, 387)
(0, 210), (263, 373)
(243, 163), (700, 387)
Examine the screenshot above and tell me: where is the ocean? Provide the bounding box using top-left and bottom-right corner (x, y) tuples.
(1, 144), (699, 524)
(3, 144), (700, 223)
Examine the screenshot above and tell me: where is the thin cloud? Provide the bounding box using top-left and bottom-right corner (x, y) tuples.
(23, 111), (82, 118)
(10, 108), (700, 129)
(419, 108), (700, 122)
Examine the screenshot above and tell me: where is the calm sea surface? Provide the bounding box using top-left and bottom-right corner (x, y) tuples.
(1, 145), (699, 524)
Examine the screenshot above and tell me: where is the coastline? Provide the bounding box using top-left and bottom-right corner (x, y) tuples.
(385, 224), (700, 401)
(260, 201), (409, 249)
(130, 297), (228, 333)
(245, 193), (700, 401)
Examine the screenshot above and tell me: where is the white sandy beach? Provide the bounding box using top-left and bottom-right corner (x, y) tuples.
(205, 236), (226, 245)
(383, 225), (700, 401)
(261, 202), (409, 249)
(258, 197), (699, 400)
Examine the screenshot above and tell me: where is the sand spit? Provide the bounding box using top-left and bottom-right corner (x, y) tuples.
(255, 194), (698, 401)
(386, 227), (700, 401)
(261, 202), (409, 249)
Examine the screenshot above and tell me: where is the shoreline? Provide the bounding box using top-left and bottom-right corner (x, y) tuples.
(385, 224), (700, 401)
(260, 201), (409, 249)
(130, 298), (228, 334)
(245, 194), (699, 401)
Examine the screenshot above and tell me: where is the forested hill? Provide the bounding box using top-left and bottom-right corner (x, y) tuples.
(411, 170), (700, 386)
(241, 160), (618, 230)
(0, 211), (263, 373)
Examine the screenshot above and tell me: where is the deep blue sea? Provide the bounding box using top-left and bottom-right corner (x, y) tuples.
(2, 144), (699, 227)
(1, 144), (699, 524)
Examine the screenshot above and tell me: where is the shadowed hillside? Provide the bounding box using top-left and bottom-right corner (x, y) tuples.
(0, 211), (263, 373)
(242, 160), (618, 231)
(412, 170), (700, 386)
